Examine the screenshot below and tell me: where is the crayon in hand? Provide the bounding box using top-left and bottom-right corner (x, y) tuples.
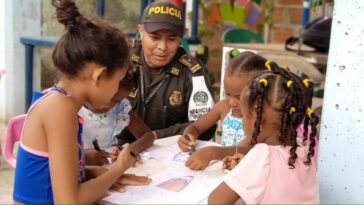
(114, 144), (139, 159)
(183, 134), (196, 153)
(92, 139), (101, 151)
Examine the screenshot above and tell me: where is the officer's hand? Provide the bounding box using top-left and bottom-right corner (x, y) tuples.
(185, 147), (213, 170)
(222, 153), (244, 170)
(84, 148), (110, 166)
(178, 134), (196, 152)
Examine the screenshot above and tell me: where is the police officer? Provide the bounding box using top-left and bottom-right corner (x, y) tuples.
(119, 0), (216, 143)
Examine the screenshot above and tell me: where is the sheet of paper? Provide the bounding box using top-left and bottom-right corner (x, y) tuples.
(102, 168), (224, 204)
(142, 139), (221, 163)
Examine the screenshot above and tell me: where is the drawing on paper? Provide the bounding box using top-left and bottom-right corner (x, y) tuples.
(172, 152), (189, 163)
(157, 175), (194, 192)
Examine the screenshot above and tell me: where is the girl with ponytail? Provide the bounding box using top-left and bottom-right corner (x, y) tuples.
(13, 1), (150, 203)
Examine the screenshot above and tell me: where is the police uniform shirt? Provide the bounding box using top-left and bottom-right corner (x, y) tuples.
(122, 42), (216, 140)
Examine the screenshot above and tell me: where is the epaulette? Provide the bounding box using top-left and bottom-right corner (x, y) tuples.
(129, 40), (142, 64)
(127, 38), (136, 48)
(179, 54), (202, 74)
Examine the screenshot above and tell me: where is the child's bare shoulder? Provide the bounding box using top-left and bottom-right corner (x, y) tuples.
(37, 93), (78, 121)
(214, 100), (231, 118)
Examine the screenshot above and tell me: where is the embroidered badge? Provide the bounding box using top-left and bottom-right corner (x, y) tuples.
(169, 90), (182, 106)
(131, 54), (140, 63)
(171, 67), (180, 76)
(129, 88), (138, 98)
(193, 91), (208, 106)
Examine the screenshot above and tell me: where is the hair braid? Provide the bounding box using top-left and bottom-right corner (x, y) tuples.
(288, 118), (298, 168)
(251, 83), (266, 145)
(304, 113), (320, 165)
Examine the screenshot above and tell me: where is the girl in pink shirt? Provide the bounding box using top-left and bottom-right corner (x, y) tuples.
(208, 67), (320, 204)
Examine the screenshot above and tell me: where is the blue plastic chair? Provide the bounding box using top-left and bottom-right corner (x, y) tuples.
(221, 28), (264, 44)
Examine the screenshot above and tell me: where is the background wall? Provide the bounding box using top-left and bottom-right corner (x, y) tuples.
(318, 0), (364, 202)
(0, 0), (41, 121)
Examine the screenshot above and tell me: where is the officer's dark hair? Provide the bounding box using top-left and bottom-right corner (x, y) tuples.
(52, 0), (129, 77)
(120, 63), (139, 91)
(226, 50), (267, 75)
(241, 64), (319, 169)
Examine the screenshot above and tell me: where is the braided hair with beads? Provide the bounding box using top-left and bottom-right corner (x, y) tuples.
(242, 62), (319, 168)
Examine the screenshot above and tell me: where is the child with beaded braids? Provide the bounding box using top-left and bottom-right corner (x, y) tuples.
(209, 68), (319, 204)
(222, 61), (319, 170)
(13, 0), (150, 204)
(177, 50), (268, 170)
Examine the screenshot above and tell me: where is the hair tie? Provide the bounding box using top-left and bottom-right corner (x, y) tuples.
(280, 65), (288, 70)
(303, 79), (310, 88)
(290, 107), (296, 115)
(286, 80), (293, 88)
(265, 60), (272, 71)
(258, 78), (268, 87)
(306, 107), (314, 118)
(230, 49), (240, 58)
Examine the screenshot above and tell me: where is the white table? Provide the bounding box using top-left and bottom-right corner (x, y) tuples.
(101, 135), (226, 204)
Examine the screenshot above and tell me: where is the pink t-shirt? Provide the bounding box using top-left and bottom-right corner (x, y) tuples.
(224, 143), (317, 204)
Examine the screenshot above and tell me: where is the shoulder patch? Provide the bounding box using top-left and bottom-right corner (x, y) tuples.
(179, 54), (201, 74)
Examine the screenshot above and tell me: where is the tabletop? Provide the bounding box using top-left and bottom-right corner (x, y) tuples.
(101, 135), (227, 204)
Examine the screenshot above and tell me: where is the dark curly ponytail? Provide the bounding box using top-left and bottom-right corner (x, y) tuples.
(52, 0), (129, 77)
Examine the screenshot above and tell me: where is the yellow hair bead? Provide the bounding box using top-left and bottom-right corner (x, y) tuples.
(290, 107), (296, 115)
(259, 78), (268, 87)
(303, 79), (310, 88)
(287, 80), (293, 88)
(306, 107), (314, 118)
(265, 60), (272, 71)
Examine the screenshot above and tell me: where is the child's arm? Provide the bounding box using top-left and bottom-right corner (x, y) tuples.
(208, 182), (241, 204)
(85, 166), (151, 192)
(178, 100), (230, 152)
(220, 138), (253, 170)
(186, 138), (252, 170)
(46, 102), (135, 204)
(185, 146), (235, 170)
(126, 111), (155, 153)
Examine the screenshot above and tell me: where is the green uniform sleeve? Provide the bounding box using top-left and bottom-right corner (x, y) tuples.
(154, 121), (191, 139)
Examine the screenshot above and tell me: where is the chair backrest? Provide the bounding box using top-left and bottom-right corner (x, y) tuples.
(3, 114), (27, 167)
(221, 28), (264, 44)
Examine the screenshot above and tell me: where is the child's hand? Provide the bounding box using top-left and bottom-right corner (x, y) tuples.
(84, 148), (110, 166)
(113, 144), (136, 171)
(222, 153), (244, 170)
(111, 146), (121, 163)
(111, 145), (142, 165)
(178, 134), (196, 152)
(110, 174), (152, 192)
(185, 147), (213, 170)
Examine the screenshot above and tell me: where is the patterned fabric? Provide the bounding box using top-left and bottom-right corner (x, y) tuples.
(220, 109), (245, 146)
(79, 98), (132, 149)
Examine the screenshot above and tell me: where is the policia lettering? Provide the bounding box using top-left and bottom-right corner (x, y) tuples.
(148, 6), (182, 20)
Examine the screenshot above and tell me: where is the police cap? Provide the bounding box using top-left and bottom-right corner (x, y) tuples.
(141, 1), (183, 37)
